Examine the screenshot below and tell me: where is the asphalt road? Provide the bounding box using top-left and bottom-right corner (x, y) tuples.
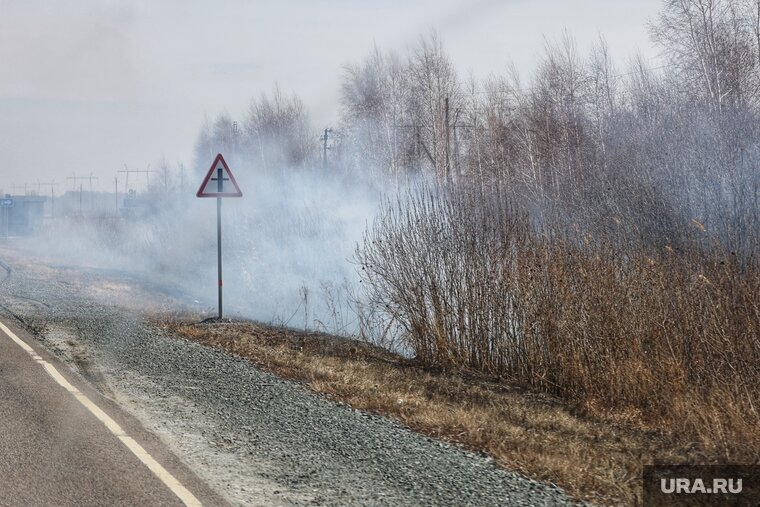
(0, 317), (225, 507)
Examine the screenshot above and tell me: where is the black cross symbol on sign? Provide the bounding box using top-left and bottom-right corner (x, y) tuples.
(211, 167), (229, 193)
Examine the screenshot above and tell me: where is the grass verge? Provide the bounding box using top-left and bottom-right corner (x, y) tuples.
(157, 319), (726, 506)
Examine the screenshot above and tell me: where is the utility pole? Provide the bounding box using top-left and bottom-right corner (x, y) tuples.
(118, 165), (154, 192)
(36, 181), (57, 217)
(114, 175), (119, 212)
(66, 173), (98, 218)
(120, 165), (133, 191)
(396, 98), (472, 182)
(67, 174), (98, 191)
(320, 128), (332, 169)
(67, 174), (97, 216)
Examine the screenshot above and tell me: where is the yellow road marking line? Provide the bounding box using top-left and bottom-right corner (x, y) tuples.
(0, 320), (202, 507)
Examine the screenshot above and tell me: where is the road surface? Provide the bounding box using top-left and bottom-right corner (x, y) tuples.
(0, 318), (224, 507)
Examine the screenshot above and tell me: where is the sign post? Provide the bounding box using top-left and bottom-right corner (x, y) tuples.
(197, 153), (242, 319)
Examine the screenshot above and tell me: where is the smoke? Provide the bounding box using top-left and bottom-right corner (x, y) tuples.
(16, 159), (385, 337)
(221, 166), (383, 329)
(16, 14), (760, 343)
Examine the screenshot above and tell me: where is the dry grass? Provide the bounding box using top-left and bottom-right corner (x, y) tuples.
(356, 185), (760, 474)
(159, 319), (723, 506)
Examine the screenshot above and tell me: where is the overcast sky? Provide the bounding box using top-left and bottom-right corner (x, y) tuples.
(0, 0), (662, 193)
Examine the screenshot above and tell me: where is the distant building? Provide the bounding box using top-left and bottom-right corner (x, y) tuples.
(120, 189), (151, 219)
(1, 194), (47, 236)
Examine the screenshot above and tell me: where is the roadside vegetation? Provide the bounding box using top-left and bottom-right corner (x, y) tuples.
(357, 184), (759, 471)
(162, 316), (751, 506)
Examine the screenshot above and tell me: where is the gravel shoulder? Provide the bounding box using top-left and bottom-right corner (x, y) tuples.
(0, 247), (580, 506)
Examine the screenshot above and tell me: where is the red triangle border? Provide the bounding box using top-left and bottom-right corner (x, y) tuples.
(196, 153), (243, 198)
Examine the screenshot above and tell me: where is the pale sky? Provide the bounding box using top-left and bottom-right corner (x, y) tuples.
(0, 0), (662, 193)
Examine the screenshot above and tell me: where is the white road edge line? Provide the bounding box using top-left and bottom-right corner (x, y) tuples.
(0, 320), (202, 507)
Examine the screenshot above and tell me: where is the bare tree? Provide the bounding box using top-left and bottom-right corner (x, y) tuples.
(243, 87), (313, 174)
(407, 32), (462, 183)
(650, 0), (760, 111)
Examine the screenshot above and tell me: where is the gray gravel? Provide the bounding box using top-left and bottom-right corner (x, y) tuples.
(0, 256), (581, 507)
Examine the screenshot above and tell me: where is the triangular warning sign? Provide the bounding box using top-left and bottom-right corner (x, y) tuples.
(196, 154), (243, 198)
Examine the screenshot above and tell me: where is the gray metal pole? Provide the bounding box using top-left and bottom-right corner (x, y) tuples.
(216, 166), (223, 319)
(217, 197), (223, 319)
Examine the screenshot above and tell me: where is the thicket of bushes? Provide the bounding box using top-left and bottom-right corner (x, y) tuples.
(357, 183), (759, 458)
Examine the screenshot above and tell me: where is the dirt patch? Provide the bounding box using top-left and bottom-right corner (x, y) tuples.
(41, 324), (115, 398)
